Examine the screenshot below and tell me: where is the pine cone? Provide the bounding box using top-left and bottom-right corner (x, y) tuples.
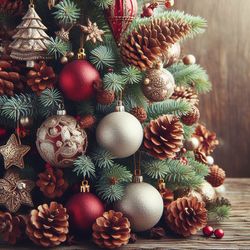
(121, 19), (191, 70)
(144, 115), (184, 160)
(92, 210), (131, 249)
(0, 212), (27, 245)
(181, 106), (200, 126)
(194, 149), (208, 164)
(165, 197), (207, 237)
(170, 86), (199, 106)
(27, 61), (56, 95)
(0, 59), (25, 96)
(0, 0), (24, 16)
(193, 124), (219, 155)
(26, 202), (69, 247)
(160, 188), (174, 207)
(79, 114), (96, 129)
(96, 89), (115, 105)
(130, 106), (147, 123)
(150, 227), (166, 239)
(206, 165), (226, 187)
(36, 167), (68, 199)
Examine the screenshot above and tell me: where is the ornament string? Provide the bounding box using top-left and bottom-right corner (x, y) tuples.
(133, 151), (141, 177)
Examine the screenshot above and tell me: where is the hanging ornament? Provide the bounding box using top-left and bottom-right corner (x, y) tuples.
(36, 107), (88, 168)
(162, 43), (181, 67)
(0, 133), (30, 169)
(105, 0), (138, 45)
(9, 3), (51, 67)
(182, 54), (196, 65)
(141, 2), (158, 18)
(59, 59), (100, 101)
(142, 63), (175, 102)
(115, 174), (164, 232)
(0, 127), (7, 138)
(164, 0), (174, 9)
(96, 101), (143, 158)
(0, 170), (34, 213)
(184, 136), (200, 151)
(194, 180), (217, 203)
(66, 180), (104, 234)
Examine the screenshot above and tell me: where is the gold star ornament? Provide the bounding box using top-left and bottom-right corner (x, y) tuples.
(0, 134), (30, 169)
(79, 18), (105, 43)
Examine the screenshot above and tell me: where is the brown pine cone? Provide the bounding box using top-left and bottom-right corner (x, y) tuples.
(144, 115), (184, 160)
(194, 149), (208, 164)
(130, 106), (147, 123)
(26, 202), (69, 247)
(160, 188), (174, 207)
(150, 227), (166, 239)
(0, 212), (27, 245)
(181, 106), (200, 126)
(36, 167), (68, 199)
(79, 114), (96, 129)
(96, 89), (115, 105)
(0, 59), (25, 96)
(0, 0), (24, 16)
(165, 197), (207, 237)
(27, 61), (56, 95)
(170, 86), (199, 106)
(206, 165), (226, 187)
(121, 19), (192, 70)
(193, 124), (219, 155)
(92, 210), (131, 249)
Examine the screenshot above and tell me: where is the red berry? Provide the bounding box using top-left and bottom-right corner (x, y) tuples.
(214, 229), (224, 239)
(165, 0), (174, 9)
(202, 226), (214, 237)
(142, 7), (154, 17)
(107, 67), (114, 73)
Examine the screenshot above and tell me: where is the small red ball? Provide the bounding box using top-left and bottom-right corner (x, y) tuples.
(202, 226), (214, 237)
(59, 60), (100, 101)
(142, 7), (154, 17)
(0, 127), (7, 137)
(214, 229), (224, 239)
(165, 0), (174, 9)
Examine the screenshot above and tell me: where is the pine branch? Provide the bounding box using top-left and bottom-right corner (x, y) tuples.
(208, 205), (231, 222)
(103, 73), (125, 93)
(147, 99), (192, 120)
(183, 124), (196, 140)
(96, 103), (116, 115)
(94, 0), (113, 9)
(47, 37), (70, 59)
(187, 157), (209, 177)
(73, 155), (96, 179)
(76, 101), (95, 116)
(121, 66), (143, 85)
(168, 63), (212, 94)
(142, 159), (169, 179)
(91, 147), (115, 169)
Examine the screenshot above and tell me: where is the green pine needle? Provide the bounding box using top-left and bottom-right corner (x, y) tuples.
(53, 0), (80, 25)
(188, 158), (209, 177)
(169, 63), (212, 94)
(89, 45), (116, 70)
(76, 101), (95, 116)
(142, 160), (169, 179)
(121, 66), (143, 85)
(95, 0), (113, 9)
(183, 124), (196, 140)
(208, 205), (231, 221)
(48, 37), (70, 59)
(73, 155), (96, 179)
(103, 73), (125, 93)
(91, 147), (115, 169)
(96, 103), (116, 115)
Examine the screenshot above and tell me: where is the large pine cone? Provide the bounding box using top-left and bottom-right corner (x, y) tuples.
(206, 165), (226, 187)
(0, 0), (24, 16)
(26, 202), (69, 247)
(96, 89), (115, 105)
(165, 197), (207, 237)
(0, 59), (25, 96)
(144, 115), (184, 160)
(27, 61), (56, 95)
(36, 167), (68, 199)
(120, 19), (191, 70)
(193, 124), (219, 155)
(0, 212), (27, 245)
(92, 210), (131, 249)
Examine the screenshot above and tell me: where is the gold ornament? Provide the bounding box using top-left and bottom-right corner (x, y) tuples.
(10, 3), (51, 67)
(20, 116), (33, 128)
(79, 19), (104, 44)
(0, 134), (30, 169)
(0, 170), (34, 213)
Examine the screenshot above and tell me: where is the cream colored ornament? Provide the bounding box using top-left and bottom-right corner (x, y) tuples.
(162, 43), (181, 67)
(195, 180), (217, 202)
(36, 109), (88, 168)
(96, 102), (143, 158)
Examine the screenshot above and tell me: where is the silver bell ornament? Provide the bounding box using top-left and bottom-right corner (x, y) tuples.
(96, 101), (143, 158)
(115, 175), (164, 232)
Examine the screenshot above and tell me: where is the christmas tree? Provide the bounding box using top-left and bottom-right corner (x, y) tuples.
(0, 0), (230, 248)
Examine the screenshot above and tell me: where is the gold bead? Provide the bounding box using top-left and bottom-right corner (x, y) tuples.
(20, 116), (33, 128)
(67, 51), (74, 58)
(60, 56), (68, 64)
(144, 78), (150, 85)
(182, 54), (196, 65)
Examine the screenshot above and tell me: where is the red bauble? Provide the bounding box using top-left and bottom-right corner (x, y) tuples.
(105, 0), (138, 44)
(66, 192), (105, 234)
(202, 225), (214, 237)
(0, 127), (7, 137)
(59, 60), (100, 101)
(214, 229), (224, 239)
(142, 7), (153, 17)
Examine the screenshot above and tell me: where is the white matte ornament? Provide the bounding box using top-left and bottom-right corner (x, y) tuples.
(206, 155), (214, 166)
(115, 182), (164, 232)
(96, 109), (143, 158)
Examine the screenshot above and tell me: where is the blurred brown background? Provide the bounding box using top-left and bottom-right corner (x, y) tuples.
(174, 0), (250, 177)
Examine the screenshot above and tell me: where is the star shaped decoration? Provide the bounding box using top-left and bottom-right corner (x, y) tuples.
(0, 170), (34, 213)
(0, 134), (30, 169)
(79, 19), (105, 43)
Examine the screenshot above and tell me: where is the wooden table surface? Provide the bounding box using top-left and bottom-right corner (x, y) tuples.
(1, 178), (249, 250)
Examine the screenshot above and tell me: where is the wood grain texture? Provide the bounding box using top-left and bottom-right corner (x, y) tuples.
(174, 0), (250, 177)
(1, 178), (249, 249)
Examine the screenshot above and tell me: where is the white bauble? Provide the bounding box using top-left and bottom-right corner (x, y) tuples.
(115, 182), (164, 232)
(96, 111), (143, 158)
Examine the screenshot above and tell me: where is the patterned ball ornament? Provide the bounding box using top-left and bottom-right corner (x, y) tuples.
(96, 102), (143, 158)
(36, 108), (88, 168)
(162, 43), (181, 67)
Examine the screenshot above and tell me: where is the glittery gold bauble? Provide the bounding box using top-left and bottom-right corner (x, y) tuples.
(142, 65), (175, 102)
(184, 137), (200, 151)
(162, 43), (181, 67)
(195, 181), (217, 202)
(36, 113), (88, 168)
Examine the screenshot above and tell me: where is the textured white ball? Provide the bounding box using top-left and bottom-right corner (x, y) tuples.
(96, 111), (143, 158)
(115, 182), (164, 232)
(206, 155), (214, 166)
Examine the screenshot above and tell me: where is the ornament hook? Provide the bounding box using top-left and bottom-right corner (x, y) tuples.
(80, 180), (90, 193)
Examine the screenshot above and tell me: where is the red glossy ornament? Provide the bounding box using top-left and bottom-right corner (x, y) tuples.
(142, 7), (153, 17)
(0, 128), (7, 137)
(59, 60), (100, 101)
(214, 229), (224, 239)
(202, 225), (214, 237)
(105, 0), (138, 44)
(165, 0), (174, 9)
(66, 192), (105, 234)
